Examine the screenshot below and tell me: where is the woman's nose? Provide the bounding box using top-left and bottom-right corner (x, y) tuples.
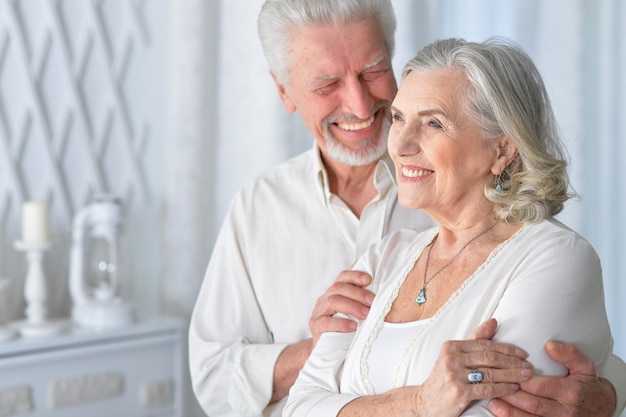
(388, 127), (420, 158)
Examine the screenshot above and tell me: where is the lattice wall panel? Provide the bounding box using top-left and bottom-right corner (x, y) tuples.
(0, 0), (156, 320)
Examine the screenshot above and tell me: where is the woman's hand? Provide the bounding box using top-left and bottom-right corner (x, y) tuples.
(414, 335), (533, 416)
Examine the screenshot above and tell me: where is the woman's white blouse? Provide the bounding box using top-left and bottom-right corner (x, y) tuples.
(368, 320), (428, 393)
(284, 218), (614, 417)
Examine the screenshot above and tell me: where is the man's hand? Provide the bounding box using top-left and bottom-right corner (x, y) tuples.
(271, 338), (313, 404)
(308, 270), (374, 345)
(487, 341), (617, 417)
(271, 270), (375, 404)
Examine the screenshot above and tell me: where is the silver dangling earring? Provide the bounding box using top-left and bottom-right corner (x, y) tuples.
(494, 173), (503, 192)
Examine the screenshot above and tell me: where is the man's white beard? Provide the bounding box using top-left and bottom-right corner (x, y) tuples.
(324, 111), (390, 167)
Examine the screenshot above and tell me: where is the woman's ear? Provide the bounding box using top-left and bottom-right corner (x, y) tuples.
(271, 72), (297, 113)
(491, 135), (518, 175)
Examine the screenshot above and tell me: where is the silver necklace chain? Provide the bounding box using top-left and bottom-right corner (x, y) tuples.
(415, 220), (498, 305)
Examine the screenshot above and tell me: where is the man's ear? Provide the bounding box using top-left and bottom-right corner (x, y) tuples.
(271, 71), (297, 113)
(491, 135), (518, 175)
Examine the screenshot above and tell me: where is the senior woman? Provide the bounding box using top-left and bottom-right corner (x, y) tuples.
(283, 38), (614, 417)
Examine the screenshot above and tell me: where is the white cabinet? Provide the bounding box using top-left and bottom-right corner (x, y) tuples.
(0, 318), (185, 417)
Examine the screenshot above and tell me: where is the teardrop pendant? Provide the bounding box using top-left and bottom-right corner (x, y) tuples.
(415, 287), (427, 305)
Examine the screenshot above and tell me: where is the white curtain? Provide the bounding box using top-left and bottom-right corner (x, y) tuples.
(164, 0), (311, 317)
(165, 2), (625, 414)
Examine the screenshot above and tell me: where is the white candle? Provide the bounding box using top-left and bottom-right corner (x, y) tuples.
(22, 201), (49, 243)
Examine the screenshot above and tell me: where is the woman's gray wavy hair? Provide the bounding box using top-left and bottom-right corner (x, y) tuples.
(258, 0), (396, 87)
(402, 38), (572, 224)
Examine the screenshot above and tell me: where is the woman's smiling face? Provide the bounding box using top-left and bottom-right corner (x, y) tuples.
(387, 68), (499, 217)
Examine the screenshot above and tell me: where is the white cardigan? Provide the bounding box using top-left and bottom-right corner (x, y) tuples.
(285, 218), (614, 417)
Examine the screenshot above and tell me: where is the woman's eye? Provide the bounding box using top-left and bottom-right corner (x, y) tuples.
(427, 119), (443, 129)
(392, 113), (404, 123)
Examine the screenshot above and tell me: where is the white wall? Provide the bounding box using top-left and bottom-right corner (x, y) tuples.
(0, 0), (168, 323)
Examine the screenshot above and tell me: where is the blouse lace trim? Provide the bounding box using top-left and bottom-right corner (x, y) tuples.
(359, 225), (526, 393)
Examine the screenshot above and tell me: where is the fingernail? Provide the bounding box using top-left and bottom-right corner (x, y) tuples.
(361, 306), (371, 317)
(515, 348), (529, 358)
(365, 294), (374, 306)
(487, 399), (501, 412)
(520, 368), (533, 377)
(359, 274), (371, 285)
(552, 341), (563, 351)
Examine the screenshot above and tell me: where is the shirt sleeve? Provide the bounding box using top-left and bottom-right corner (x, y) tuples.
(188, 194), (285, 416)
(462, 231), (613, 415)
(283, 330), (360, 417)
(283, 248), (382, 417)
(488, 234), (611, 375)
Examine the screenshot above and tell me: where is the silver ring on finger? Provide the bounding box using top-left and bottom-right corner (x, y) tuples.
(468, 369), (484, 384)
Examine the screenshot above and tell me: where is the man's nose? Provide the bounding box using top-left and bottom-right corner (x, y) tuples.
(341, 78), (374, 120)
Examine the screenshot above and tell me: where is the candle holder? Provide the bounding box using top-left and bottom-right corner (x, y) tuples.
(13, 240), (66, 337)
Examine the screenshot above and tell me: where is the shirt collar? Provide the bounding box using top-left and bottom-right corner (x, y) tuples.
(312, 142), (396, 207)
